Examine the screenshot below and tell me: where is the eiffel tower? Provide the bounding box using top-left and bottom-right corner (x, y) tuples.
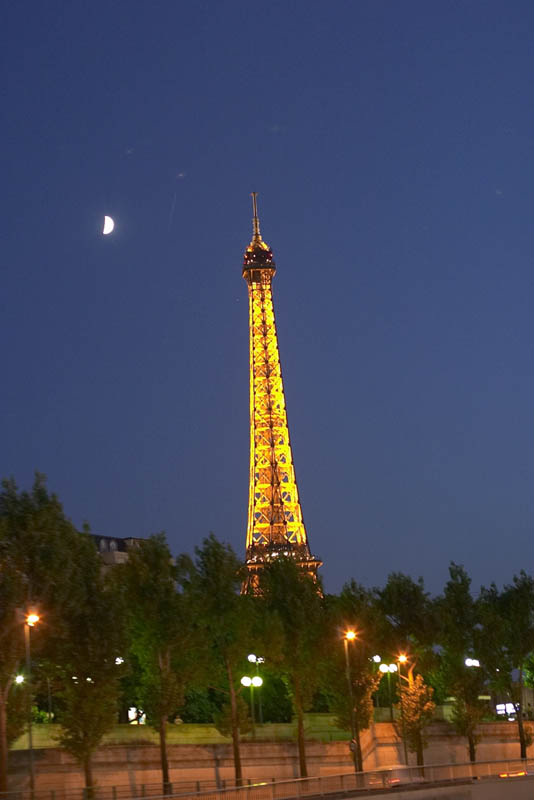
(242, 193), (322, 590)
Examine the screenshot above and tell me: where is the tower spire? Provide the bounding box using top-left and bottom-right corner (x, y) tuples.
(251, 191), (261, 242)
(243, 192), (274, 268)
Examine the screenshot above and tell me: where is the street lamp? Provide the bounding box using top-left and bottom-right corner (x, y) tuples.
(241, 675), (263, 739)
(397, 654), (408, 765)
(343, 631), (359, 774)
(378, 663), (397, 721)
(465, 658), (480, 668)
(24, 611), (40, 794)
(247, 654), (265, 723)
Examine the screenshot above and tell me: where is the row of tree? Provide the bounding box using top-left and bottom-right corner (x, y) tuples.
(2, 476), (534, 795)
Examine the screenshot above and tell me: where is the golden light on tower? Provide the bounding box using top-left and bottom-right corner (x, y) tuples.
(242, 193), (322, 589)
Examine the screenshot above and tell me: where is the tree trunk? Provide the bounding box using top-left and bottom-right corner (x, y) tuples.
(294, 676), (308, 778)
(83, 753), (94, 800)
(225, 659), (242, 786)
(0, 692), (8, 794)
(517, 667), (527, 760)
(354, 719), (363, 773)
(468, 734), (476, 763)
(159, 715), (171, 794)
(416, 734), (424, 767)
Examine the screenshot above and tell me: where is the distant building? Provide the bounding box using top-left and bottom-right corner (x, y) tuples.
(92, 534), (144, 567)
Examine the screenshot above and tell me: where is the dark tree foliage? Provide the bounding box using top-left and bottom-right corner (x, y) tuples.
(0, 475), (96, 794)
(118, 533), (195, 794)
(184, 534), (257, 786)
(258, 558), (326, 777)
(478, 573), (534, 759)
(435, 563), (487, 762)
(54, 542), (125, 797)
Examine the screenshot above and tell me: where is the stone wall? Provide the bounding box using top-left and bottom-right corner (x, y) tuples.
(7, 721), (529, 794)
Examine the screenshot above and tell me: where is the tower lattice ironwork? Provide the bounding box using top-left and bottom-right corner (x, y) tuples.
(242, 193), (322, 589)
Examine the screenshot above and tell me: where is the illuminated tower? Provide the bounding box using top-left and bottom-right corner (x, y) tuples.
(243, 193), (322, 589)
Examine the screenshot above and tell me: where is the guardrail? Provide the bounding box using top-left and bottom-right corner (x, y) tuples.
(163, 759), (534, 800)
(5, 757), (534, 800)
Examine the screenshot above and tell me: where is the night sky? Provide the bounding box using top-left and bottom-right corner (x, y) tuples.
(4, 1), (534, 595)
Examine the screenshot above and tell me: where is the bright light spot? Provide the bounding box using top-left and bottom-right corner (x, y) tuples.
(128, 707), (146, 725)
(26, 613), (40, 627)
(345, 630), (357, 641)
(15, 675), (24, 684)
(86, 677), (92, 682)
(248, 654), (257, 663)
(379, 664), (389, 673)
(252, 676), (263, 687)
(496, 703), (516, 718)
(372, 655), (381, 663)
(103, 216), (115, 235)
(398, 654), (407, 663)
(115, 657), (124, 665)
(465, 658), (480, 668)
(388, 664), (398, 673)
(241, 676), (252, 687)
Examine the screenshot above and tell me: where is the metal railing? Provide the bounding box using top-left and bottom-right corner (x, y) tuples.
(141, 758), (534, 800)
(5, 757), (534, 800)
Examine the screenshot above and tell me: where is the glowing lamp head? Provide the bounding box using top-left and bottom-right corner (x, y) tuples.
(26, 614), (40, 627)
(379, 663), (389, 673)
(247, 654), (257, 663)
(252, 676), (263, 687)
(388, 664), (398, 673)
(398, 654), (407, 664)
(15, 675), (24, 684)
(240, 676), (252, 687)
(372, 655), (381, 663)
(345, 630), (357, 641)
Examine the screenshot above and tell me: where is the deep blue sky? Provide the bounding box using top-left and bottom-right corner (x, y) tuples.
(3, 1), (534, 595)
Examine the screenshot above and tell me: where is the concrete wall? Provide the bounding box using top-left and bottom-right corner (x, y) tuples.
(7, 721), (529, 794)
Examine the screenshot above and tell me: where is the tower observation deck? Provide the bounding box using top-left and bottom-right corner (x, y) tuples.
(242, 193), (322, 590)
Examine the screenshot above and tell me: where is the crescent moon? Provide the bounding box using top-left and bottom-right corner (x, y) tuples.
(103, 216), (115, 235)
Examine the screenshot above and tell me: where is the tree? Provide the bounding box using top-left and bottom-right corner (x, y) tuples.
(435, 564), (487, 762)
(0, 475), (90, 794)
(378, 573), (437, 658)
(53, 531), (125, 797)
(397, 669), (435, 766)
(478, 573), (534, 760)
(184, 534), (255, 786)
(259, 558), (325, 778)
(119, 534), (195, 794)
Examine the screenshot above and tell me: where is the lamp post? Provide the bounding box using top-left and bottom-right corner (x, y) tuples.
(379, 663), (398, 721)
(372, 656), (381, 707)
(241, 675), (263, 739)
(397, 654), (408, 765)
(247, 654), (265, 724)
(343, 630), (359, 774)
(24, 612), (40, 795)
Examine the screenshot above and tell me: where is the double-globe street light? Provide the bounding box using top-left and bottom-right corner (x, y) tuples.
(378, 663), (398, 721)
(240, 675), (263, 739)
(247, 653), (265, 724)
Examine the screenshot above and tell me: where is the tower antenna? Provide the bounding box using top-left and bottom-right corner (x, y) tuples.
(251, 192), (261, 241)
